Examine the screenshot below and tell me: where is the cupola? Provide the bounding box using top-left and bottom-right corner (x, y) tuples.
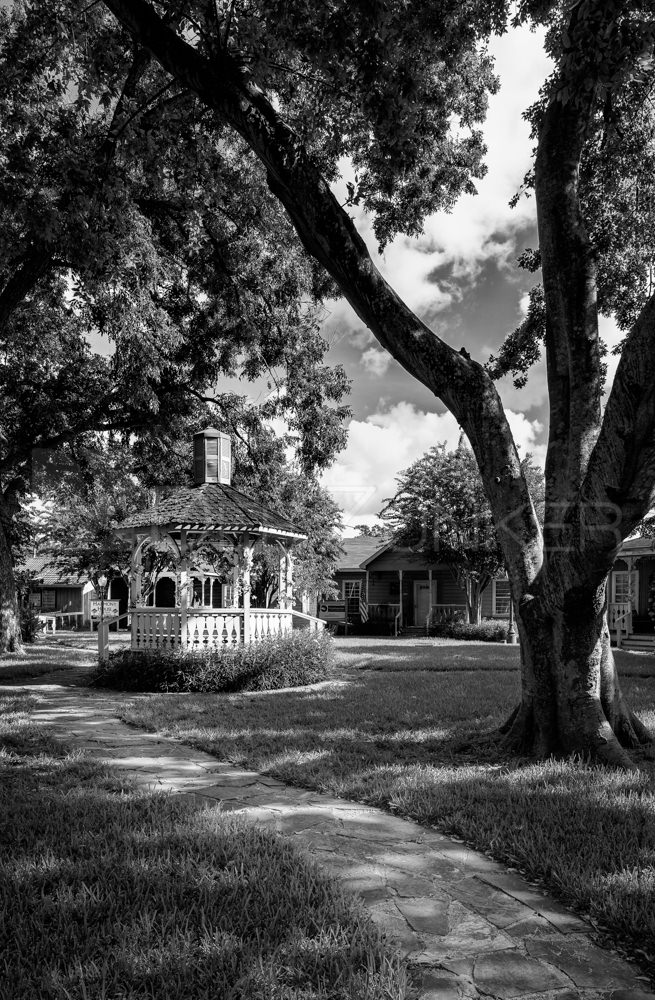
(193, 427), (232, 485)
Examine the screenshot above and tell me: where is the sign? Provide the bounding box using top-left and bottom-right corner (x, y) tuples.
(318, 600), (347, 623)
(90, 600), (120, 620)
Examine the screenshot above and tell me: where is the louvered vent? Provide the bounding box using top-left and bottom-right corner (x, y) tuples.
(193, 428), (231, 485)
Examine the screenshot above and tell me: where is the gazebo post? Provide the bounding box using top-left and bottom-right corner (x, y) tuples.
(179, 529), (189, 648)
(129, 535), (139, 608)
(241, 538), (253, 643)
(282, 546), (294, 610)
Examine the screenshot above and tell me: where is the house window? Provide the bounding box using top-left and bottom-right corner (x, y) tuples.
(42, 589), (56, 610)
(222, 584), (235, 607)
(612, 570), (638, 608)
(343, 580), (361, 617)
(492, 578), (511, 616)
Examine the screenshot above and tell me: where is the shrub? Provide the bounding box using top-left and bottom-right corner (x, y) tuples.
(91, 628), (334, 692)
(430, 618), (508, 643)
(19, 604), (44, 644)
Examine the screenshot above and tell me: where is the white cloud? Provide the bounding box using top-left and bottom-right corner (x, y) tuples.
(326, 25), (552, 333)
(322, 400), (545, 525)
(361, 347), (392, 377)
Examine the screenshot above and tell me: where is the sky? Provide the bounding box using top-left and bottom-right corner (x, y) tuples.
(316, 25), (626, 534)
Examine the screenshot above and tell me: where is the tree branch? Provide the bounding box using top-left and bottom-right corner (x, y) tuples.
(580, 287), (655, 573)
(0, 248), (53, 334)
(101, 0), (544, 596)
(535, 85), (601, 547)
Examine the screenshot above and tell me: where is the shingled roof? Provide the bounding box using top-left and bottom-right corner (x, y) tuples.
(335, 537), (392, 571)
(118, 482), (306, 540)
(20, 555), (87, 587)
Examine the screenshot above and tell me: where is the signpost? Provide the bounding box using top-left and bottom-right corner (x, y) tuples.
(95, 574), (110, 663)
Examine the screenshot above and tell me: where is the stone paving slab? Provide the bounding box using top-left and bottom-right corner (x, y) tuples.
(6, 677), (655, 1000)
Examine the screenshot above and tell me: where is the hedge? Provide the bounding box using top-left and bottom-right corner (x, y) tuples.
(430, 619), (509, 643)
(91, 628), (334, 693)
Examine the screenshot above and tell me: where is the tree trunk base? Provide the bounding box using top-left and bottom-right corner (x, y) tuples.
(498, 697), (653, 768)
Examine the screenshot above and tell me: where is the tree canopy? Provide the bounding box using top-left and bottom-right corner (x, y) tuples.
(5, 0), (655, 762)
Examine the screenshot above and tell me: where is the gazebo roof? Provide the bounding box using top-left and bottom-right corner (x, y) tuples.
(118, 482), (306, 541)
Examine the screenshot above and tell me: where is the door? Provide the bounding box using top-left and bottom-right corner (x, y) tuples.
(611, 570), (638, 609)
(414, 581), (435, 626)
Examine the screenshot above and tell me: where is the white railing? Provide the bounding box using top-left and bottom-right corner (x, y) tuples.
(130, 607), (303, 650)
(608, 601), (633, 647)
(187, 610), (242, 648)
(250, 608), (292, 641)
(291, 610), (326, 632)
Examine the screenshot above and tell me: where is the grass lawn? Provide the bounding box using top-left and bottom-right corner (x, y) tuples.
(111, 638), (655, 982)
(0, 642), (96, 681)
(0, 690), (413, 1000)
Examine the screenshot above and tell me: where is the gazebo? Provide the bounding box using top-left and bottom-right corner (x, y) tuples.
(117, 428), (321, 651)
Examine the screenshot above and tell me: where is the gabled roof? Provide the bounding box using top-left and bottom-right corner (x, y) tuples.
(335, 537), (393, 571)
(118, 482), (306, 540)
(20, 555), (86, 588)
(617, 535), (655, 557)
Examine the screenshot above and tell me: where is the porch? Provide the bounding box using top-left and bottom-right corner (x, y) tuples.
(608, 549), (655, 648)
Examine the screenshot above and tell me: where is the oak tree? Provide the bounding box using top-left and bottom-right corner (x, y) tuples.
(98, 0), (655, 765)
(0, 2), (349, 649)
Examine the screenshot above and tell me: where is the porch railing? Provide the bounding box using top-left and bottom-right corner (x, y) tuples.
(368, 603), (401, 621)
(608, 601), (633, 647)
(428, 604), (467, 626)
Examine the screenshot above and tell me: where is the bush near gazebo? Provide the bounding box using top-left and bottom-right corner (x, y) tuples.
(92, 630), (333, 693)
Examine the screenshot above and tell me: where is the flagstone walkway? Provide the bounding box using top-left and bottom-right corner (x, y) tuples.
(5, 665), (655, 1000)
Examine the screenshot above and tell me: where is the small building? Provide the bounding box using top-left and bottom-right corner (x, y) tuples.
(321, 537), (510, 633)
(116, 427), (324, 650)
(19, 556), (129, 629)
(20, 555), (92, 628)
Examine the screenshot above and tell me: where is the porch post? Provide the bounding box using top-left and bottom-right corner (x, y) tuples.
(241, 538), (253, 643)
(627, 556), (635, 634)
(399, 569), (403, 627)
(428, 568), (433, 628)
(179, 529), (188, 648)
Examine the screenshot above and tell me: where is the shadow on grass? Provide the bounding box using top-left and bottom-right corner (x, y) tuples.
(0, 643), (96, 683)
(0, 696), (408, 1000)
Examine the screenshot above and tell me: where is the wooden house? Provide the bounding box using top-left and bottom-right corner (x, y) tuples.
(321, 537), (510, 634)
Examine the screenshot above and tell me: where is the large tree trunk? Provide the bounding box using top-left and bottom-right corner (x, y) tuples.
(0, 518), (21, 653)
(501, 579), (651, 767)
